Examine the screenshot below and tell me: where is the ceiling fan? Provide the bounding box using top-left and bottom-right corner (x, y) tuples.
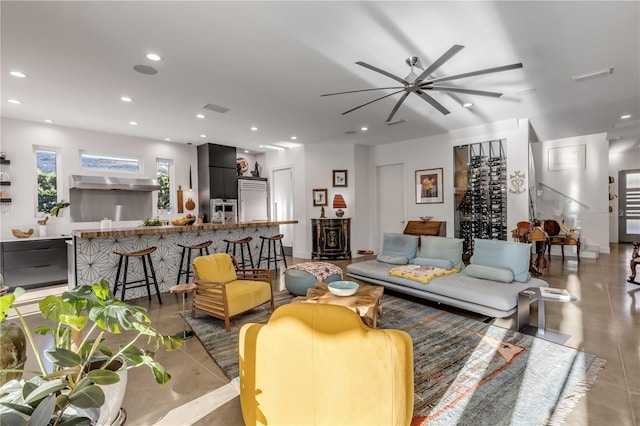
(322, 44), (523, 123)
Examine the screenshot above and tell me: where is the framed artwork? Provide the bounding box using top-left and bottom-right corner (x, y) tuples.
(312, 188), (328, 206)
(548, 145), (586, 171)
(415, 168), (443, 204)
(332, 170), (348, 187)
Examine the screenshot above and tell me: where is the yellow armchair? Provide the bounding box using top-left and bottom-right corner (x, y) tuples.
(239, 303), (414, 425)
(192, 253), (274, 332)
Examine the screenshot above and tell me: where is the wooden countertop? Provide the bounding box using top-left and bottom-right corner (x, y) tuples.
(71, 220), (298, 238)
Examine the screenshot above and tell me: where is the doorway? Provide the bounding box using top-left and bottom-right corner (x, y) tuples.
(272, 167), (294, 255)
(377, 163), (405, 252)
(618, 169), (640, 243)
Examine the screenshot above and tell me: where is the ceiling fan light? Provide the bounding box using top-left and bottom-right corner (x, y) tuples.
(620, 114), (631, 120)
(571, 67), (613, 83)
(462, 102), (473, 108)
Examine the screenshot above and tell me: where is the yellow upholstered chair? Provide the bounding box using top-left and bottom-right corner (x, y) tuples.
(239, 303), (414, 426)
(192, 253), (273, 332)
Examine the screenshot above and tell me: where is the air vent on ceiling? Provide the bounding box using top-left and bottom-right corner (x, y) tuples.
(203, 103), (230, 113)
(386, 119), (405, 126)
(344, 130), (357, 135)
(572, 67), (614, 83)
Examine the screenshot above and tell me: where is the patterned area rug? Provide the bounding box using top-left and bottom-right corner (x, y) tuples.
(187, 292), (605, 425)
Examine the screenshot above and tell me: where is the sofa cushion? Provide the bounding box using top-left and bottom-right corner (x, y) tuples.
(464, 264), (514, 283)
(409, 257), (454, 270)
(472, 239), (531, 282)
(420, 236), (464, 270)
(377, 255), (409, 265)
(381, 233), (419, 260)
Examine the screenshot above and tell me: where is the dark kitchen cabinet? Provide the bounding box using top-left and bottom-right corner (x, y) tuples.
(197, 143), (236, 169)
(1, 238), (70, 289)
(197, 143), (238, 221)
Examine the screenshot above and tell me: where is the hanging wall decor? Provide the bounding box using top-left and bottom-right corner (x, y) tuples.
(509, 171), (526, 194)
(415, 168), (443, 204)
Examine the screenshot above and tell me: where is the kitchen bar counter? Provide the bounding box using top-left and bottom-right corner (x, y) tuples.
(70, 220), (298, 299)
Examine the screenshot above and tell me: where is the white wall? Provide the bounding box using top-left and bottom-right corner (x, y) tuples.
(609, 149), (640, 242)
(531, 133), (610, 253)
(370, 119), (531, 245)
(0, 117), (197, 240)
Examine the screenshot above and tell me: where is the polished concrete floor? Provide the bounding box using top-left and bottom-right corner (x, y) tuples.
(14, 243), (640, 425)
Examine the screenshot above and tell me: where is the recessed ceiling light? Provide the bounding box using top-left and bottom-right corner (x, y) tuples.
(250, 126), (258, 131)
(462, 103), (473, 108)
(164, 138), (171, 141)
(8, 99), (21, 104)
(290, 136), (298, 140)
(129, 121), (138, 126)
(244, 150), (249, 154)
(146, 53), (162, 61)
(196, 114), (205, 119)
(120, 96), (132, 102)
(620, 114), (631, 120)
(10, 71), (26, 78)
(200, 134), (207, 138)
(361, 127), (368, 131)
(44, 119), (53, 123)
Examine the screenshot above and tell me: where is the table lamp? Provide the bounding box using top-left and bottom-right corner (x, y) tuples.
(333, 194), (347, 217)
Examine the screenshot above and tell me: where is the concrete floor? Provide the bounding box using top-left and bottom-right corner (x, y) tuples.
(14, 243), (640, 425)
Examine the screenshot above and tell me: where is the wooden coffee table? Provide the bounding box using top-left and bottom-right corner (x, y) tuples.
(291, 282), (384, 328)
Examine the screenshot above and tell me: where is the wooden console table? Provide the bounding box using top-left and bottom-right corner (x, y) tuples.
(403, 220), (446, 245)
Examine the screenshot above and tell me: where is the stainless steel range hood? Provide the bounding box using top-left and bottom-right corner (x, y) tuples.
(69, 175), (161, 191)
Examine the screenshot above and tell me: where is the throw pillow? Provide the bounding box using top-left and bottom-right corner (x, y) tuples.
(464, 264), (514, 283)
(409, 257), (454, 270)
(420, 236), (464, 270)
(382, 233), (419, 260)
(472, 239), (531, 282)
(377, 255), (409, 265)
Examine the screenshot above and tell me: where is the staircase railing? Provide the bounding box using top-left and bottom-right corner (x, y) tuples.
(534, 182), (590, 230)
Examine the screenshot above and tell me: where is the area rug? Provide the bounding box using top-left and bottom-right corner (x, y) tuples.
(186, 292), (605, 425)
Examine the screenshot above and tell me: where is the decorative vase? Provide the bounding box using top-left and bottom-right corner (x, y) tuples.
(336, 209), (345, 218)
(38, 225), (47, 237)
(0, 320), (27, 386)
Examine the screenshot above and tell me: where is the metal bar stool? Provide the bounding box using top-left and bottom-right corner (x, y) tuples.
(176, 241), (212, 284)
(258, 234), (288, 271)
(113, 247), (162, 304)
(224, 237), (254, 269)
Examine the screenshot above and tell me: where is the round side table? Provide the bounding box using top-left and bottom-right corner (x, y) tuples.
(170, 283), (197, 339)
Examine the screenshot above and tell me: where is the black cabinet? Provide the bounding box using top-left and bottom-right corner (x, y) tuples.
(311, 218), (351, 259)
(197, 143), (236, 169)
(197, 143), (238, 221)
(1, 238), (70, 289)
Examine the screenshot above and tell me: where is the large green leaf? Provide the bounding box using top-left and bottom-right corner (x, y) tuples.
(28, 394), (55, 426)
(86, 369), (120, 385)
(0, 411), (29, 426)
(0, 293), (15, 322)
(59, 417), (92, 426)
(58, 314), (89, 332)
(44, 348), (82, 368)
(68, 384), (104, 408)
(0, 402), (34, 416)
(23, 379), (67, 405)
(33, 325), (53, 335)
(39, 296), (75, 322)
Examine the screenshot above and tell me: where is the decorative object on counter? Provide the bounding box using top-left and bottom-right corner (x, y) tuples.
(251, 161), (261, 177)
(312, 188), (328, 206)
(140, 217), (164, 226)
(332, 194), (347, 217)
(49, 200), (70, 217)
(37, 215), (49, 237)
(0, 152), (6, 160)
(101, 218), (113, 230)
(171, 214), (196, 226)
(0, 281), (182, 425)
(320, 206), (326, 218)
(197, 213), (204, 225)
(415, 168), (443, 204)
(237, 157), (249, 176)
(11, 228), (34, 238)
(419, 216), (433, 222)
(0, 171), (9, 182)
(185, 197), (196, 211)
(177, 185), (184, 213)
(332, 169), (348, 187)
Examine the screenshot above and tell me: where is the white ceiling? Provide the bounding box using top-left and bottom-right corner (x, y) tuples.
(1, 1), (639, 155)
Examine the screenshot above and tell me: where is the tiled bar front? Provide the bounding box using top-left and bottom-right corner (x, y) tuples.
(71, 221), (295, 300)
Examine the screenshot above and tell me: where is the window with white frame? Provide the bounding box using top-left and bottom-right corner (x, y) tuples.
(157, 159), (173, 212)
(35, 148), (60, 214)
(80, 152), (141, 173)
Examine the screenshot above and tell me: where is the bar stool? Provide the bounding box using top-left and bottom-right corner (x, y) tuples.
(113, 247), (162, 304)
(258, 234), (288, 271)
(224, 237), (254, 269)
(169, 283), (197, 339)
(176, 241), (212, 284)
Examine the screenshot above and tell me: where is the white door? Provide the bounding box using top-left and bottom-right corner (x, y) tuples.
(272, 167), (294, 249)
(377, 163), (405, 252)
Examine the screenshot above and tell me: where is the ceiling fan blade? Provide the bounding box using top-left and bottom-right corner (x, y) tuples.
(414, 44), (465, 83)
(356, 61), (408, 85)
(321, 86), (405, 97)
(341, 89), (406, 115)
(385, 92), (411, 123)
(426, 63), (524, 84)
(415, 89), (450, 115)
(426, 86), (503, 98)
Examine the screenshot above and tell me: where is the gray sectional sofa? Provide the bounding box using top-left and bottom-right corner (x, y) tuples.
(346, 233), (548, 318)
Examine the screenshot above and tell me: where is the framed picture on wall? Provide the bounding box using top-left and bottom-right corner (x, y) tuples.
(333, 170), (348, 187)
(548, 145), (586, 171)
(415, 168), (443, 204)
(312, 188), (328, 206)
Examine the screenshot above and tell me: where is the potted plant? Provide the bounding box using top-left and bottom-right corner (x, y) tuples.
(0, 279), (183, 425)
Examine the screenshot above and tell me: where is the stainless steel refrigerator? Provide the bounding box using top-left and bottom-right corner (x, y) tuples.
(238, 177), (269, 221)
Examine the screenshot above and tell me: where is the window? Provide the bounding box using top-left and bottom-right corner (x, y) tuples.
(80, 152), (140, 173)
(157, 159), (172, 212)
(36, 148), (59, 214)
